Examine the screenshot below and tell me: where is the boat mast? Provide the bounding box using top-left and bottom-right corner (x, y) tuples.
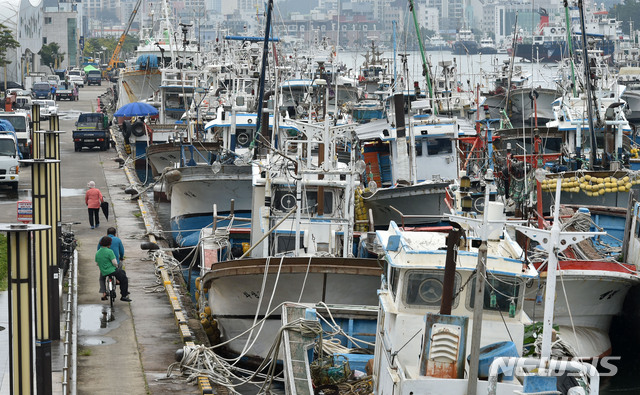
(564, 0), (578, 97)
(408, 0), (435, 113)
(254, 0), (274, 148)
(578, 0), (598, 169)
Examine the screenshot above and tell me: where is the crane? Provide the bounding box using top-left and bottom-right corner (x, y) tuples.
(104, 0), (143, 78)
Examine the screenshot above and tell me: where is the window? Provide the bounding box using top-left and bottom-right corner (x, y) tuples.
(415, 141), (423, 157)
(426, 138), (452, 155)
(42, 37), (47, 44)
(468, 274), (521, 313)
(45, 17), (52, 24)
(404, 270), (461, 308)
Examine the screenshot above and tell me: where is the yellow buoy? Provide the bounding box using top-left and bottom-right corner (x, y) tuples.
(585, 174), (592, 181)
(599, 189), (605, 195)
(605, 188), (613, 193)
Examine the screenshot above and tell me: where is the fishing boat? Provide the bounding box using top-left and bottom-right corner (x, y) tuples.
(452, 28), (479, 55)
(513, 1), (618, 63)
(478, 37), (498, 54)
(197, 119), (382, 363)
(117, 0), (201, 107)
(357, 92), (462, 229)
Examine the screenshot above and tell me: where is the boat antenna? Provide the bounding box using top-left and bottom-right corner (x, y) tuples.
(578, 0), (598, 169)
(253, 0), (274, 152)
(408, 0), (435, 114)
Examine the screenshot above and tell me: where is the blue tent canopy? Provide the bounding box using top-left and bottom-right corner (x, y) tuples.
(136, 55), (159, 69)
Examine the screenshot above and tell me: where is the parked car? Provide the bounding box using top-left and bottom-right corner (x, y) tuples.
(69, 75), (84, 88)
(32, 99), (58, 119)
(32, 82), (52, 99)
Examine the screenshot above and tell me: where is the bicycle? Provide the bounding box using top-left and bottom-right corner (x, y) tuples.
(105, 274), (117, 308)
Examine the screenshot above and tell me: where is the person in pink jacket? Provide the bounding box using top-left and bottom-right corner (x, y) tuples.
(85, 181), (104, 229)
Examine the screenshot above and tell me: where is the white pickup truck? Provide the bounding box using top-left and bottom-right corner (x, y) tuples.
(33, 99), (59, 119)
(0, 112), (32, 159)
(0, 131), (20, 191)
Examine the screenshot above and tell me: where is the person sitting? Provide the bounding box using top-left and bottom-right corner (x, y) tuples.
(97, 227), (125, 297)
(96, 235), (131, 302)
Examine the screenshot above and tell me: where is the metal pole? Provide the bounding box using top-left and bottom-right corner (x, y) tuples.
(440, 224), (462, 315)
(466, 186), (491, 395)
(3, 223), (50, 395)
(49, 115), (59, 132)
(23, 158), (60, 392)
(42, 131), (64, 340)
(32, 104), (41, 159)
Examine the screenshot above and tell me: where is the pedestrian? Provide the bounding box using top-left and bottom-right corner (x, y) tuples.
(51, 85), (56, 100)
(96, 236), (131, 302)
(85, 181), (104, 229)
(97, 227), (125, 296)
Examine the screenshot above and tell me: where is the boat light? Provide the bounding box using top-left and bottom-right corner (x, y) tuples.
(461, 196), (473, 212)
(211, 161), (222, 174)
(460, 175), (471, 191)
(355, 159), (366, 173)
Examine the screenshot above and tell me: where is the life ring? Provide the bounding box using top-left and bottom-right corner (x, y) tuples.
(455, 97), (461, 105)
(131, 120), (146, 137)
(529, 90), (539, 101)
(550, 28), (556, 34)
(560, 27), (566, 33)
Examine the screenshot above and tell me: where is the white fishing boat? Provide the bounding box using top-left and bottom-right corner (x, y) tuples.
(198, 119), (382, 363)
(117, 0), (201, 108)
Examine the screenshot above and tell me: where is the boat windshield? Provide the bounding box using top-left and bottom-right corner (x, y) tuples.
(469, 273), (521, 313)
(404, 270), (461, 308)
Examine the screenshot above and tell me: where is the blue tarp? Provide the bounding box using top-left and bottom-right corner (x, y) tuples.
(136, 54), (159, 69)
(0, 119), (16, 132)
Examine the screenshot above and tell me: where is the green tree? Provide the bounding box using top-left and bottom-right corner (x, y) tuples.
(0, 24), (19, 68)
(38, 43), (65, 68)
(83, 35), (137, 65)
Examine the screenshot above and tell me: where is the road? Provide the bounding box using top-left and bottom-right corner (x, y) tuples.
(0, 83), (199, 394)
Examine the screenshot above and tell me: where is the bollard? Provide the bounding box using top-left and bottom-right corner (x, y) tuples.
(1, 223), (50, 395)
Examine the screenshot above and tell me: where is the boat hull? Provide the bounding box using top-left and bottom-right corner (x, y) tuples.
(167, 165), (253, 248)
(452, 41), (479, 55)
(117, 68), (161, 108)
(514, 40), (615, 62)
(201, 257), (382, 359)
(523, 262), (639, 358)
(363, 182), (449, 228)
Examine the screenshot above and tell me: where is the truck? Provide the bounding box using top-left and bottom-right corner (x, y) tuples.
(73, 112), (111, 151)
(0, 112), (32, 159)
(56, 81), (78, 101)
(86, 70), (102, 86)
(0, 130), (20, 191)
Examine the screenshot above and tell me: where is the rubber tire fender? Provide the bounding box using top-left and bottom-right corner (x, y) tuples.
(131, 120), (145, 137)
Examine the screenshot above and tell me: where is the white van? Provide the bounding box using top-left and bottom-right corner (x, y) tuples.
(0, 131), (20, 191)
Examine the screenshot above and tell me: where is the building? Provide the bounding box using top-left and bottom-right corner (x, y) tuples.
(0, 0), (43, 84)
(43, 3), (80, 70)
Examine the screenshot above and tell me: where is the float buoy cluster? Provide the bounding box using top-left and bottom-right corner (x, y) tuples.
(631, 148), (640, 159)
(540, 174), (639, 196)
(195, 277), (220, 345)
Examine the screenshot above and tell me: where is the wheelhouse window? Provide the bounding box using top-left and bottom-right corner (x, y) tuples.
(404, 270), (461, 308)
(468, 274), (521, 313)
(426, 138), (453, 155)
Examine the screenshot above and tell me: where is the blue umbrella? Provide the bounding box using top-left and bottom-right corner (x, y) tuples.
(113, 101), (159, 117)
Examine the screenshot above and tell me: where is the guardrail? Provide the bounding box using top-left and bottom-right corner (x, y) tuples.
(61, 249), (78, 395)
